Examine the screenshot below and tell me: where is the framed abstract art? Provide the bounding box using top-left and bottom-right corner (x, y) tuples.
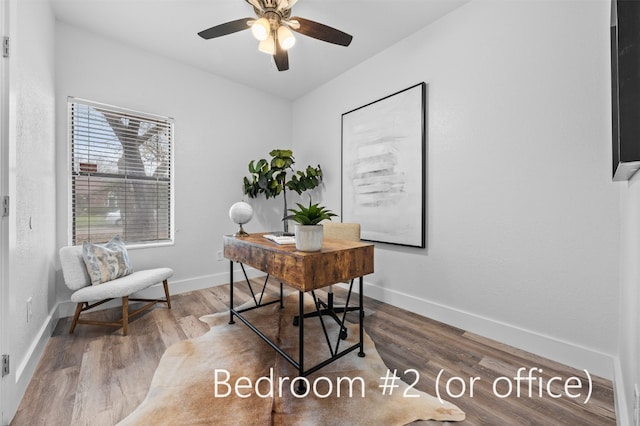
(341, 82), (426, 248)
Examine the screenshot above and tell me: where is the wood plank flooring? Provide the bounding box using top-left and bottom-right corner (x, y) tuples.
(10, 279), (616, 425)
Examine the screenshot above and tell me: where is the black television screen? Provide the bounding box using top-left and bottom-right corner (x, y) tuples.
(611, 0), (640, 181)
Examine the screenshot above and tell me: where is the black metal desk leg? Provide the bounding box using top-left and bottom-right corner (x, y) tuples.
(229, 260), (235, 325)
(280, 282), (284, 309)
(297, 290), (306, 394)
(358, 276), (365, 357)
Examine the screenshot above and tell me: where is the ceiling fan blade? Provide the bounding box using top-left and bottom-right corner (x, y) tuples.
(198, 18), (253, 40)
(277, 0), (297, 11)
(289, 16), (352, 47)
(274, 40), (289, 71)
(283, 19), (300, 30)
(246, 0), (263, 11)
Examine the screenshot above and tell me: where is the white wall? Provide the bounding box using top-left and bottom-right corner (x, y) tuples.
(55, 23), (292, 308)
(5, 0), (57, 420)
(292, 0), (619, 380)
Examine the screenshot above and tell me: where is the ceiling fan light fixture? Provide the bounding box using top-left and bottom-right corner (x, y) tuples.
(258, 33), (276, 55)
(197, 0), (353, 71)
(251, 17), (271, 41)
(277, 25), (296, 50)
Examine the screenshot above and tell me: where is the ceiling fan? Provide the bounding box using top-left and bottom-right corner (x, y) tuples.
(197, 0), (353, 71)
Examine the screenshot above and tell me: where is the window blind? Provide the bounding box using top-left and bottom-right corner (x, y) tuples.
(69, 98), (174, 246)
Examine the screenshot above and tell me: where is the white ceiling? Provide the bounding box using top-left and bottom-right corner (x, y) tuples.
(49, 0), (469, 100)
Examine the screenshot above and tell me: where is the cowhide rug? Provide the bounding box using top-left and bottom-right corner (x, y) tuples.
(118, 294), (465, 425)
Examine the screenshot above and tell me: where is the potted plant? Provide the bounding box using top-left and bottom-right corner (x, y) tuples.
(242, 149), (323, 234)
(285, 196), (337, 251)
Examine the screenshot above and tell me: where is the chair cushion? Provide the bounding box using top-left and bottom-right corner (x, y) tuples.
(82, 236), (134, 285)
(70, 267), (174, 303)
(60, 245), (92, 291)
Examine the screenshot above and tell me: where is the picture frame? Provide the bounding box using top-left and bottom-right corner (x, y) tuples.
(341, 82), (426, 248)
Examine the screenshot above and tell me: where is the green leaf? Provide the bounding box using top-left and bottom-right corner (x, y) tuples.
(243, 150), (328, 222)
(284, 195), (337, 225)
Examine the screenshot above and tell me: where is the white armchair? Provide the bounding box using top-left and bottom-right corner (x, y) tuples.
(59, 245), (173, 336)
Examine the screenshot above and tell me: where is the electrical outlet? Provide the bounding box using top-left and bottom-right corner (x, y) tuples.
(26, 297), (33, 323)
(216, 250), (223, 261)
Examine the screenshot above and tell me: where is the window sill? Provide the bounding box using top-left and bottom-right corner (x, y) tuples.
(126, 240), (175, 250)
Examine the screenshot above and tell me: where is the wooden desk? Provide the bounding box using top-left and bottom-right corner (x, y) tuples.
(223, 233), (374, 390)
(223, 233), (374, 291)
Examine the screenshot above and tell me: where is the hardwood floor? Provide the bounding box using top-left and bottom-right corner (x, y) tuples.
(11, 278), (616, 425)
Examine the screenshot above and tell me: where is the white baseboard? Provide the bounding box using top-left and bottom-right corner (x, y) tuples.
(137, 266), (266, 299)
(360, 281), (615, 380)
(15, 306), (58, 384)
(612, 356), (632, 426)
(8, 305), (60, 424)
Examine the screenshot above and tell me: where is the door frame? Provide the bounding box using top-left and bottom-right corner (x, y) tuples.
(0, 0), (9, 423)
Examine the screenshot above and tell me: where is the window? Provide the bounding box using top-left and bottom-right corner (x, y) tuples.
(69, 98), (174, 246)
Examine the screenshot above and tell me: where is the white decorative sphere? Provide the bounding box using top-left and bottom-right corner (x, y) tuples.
(229, 201), (253, 225)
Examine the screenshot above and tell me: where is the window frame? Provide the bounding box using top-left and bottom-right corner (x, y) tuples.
(67, 97), (175, 248)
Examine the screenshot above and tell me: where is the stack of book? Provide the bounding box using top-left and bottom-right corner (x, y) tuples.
(263, 234), (296, 245)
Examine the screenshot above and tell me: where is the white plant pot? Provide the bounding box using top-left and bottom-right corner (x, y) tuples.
(294, 224), (323, 252)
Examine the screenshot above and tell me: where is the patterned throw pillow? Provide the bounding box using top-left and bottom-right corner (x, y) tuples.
(82, 235), (134, 285)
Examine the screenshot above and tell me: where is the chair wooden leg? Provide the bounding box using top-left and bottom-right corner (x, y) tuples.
(69, 303), (83, 334)
(163, 279), (172, 309)
(122, 296), (129, 336)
